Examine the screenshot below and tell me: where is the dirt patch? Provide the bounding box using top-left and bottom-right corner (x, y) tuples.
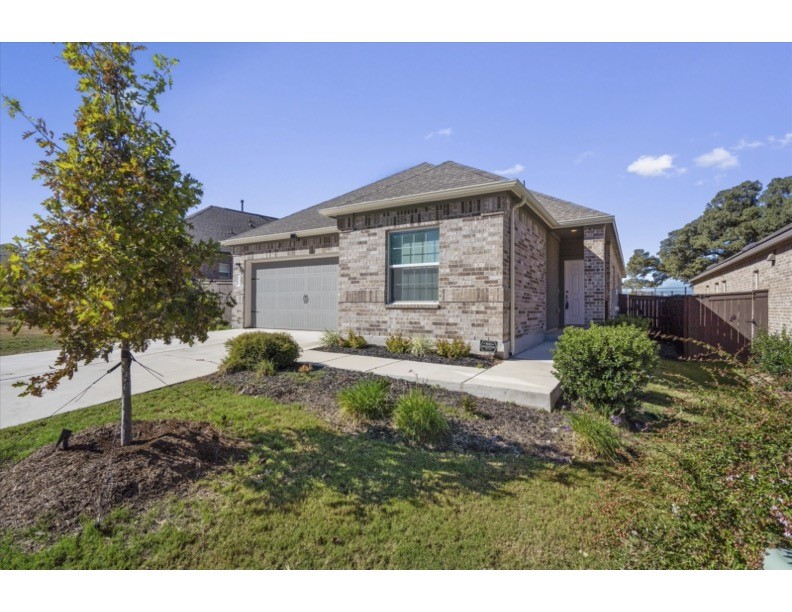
(219, 367), (573, 462)
(318, 344), (497, 368)
(0, 420), (249, 535)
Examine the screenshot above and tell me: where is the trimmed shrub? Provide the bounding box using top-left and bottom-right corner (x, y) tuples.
(394, 390), (449, 442)
(338, 379), (392, 420)
(385, 332), (411, 354)
(751, 327), (792, 389)
(321, 329), (343, 348)
(219, 331), (301, 373)
(569, 411), (625, 462)
(341, 329), (367, 349)
(255, 359), (277, 378)
(552, 324), (659, 415)
(436, 338), (471, 359)
(408, 335), (434, 357)
(601, 314), (652, 332)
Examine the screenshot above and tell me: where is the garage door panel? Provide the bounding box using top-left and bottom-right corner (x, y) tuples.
(251, 258), (338, 331)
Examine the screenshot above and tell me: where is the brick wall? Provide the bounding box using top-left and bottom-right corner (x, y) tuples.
(584, 225), (606, 324)
(691, 236), (792, 334)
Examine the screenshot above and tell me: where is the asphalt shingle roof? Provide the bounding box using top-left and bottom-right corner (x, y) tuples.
(229, 161), (612, 242)
(187, 206), (277, 251)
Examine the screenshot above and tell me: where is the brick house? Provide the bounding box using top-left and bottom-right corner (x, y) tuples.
(689, 223), (792, 335)
(222, 162), (625, 357)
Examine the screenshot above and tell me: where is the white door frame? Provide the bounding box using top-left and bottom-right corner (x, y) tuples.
(564, 259), (585, 326)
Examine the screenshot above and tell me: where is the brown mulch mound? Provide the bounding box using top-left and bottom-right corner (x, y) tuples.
(0, 420), (249, 535)
(218, 368), (573, 462)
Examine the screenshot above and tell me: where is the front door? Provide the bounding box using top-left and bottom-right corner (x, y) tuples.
(564, 259), (584, 326)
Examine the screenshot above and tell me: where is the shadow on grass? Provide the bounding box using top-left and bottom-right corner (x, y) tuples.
(238, 424), (538, 511)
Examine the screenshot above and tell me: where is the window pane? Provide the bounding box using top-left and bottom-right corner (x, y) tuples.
(391, 267), (438, 302)
(389, 228), (439, 265)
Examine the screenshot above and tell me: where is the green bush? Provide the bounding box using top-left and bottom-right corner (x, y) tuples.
(436, 338), (471, 359)
(601, 314), (652, 331)
(255, 359), (277, 378)
(321, 329), (343, 348)
(394, 390), (449, 442)
(385, 332), (411, 354)
(219, 331), (301, 373)
(751, 327), (792, 389)
(569, 411), (625, 462)
(338, 379), (392, 420)
(408, 335), (434, 357)
(552, 324), (659, 415)
(341, 329), (367, 349)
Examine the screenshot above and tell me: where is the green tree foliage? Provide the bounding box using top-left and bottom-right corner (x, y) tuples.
(659, 178), (792, 281)
(624, 248), (667, 291)
(1, 43), (227, 443)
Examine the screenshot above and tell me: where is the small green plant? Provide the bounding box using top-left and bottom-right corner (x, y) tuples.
(436, 338), (471, 359)
(569, 411), (625, 462)
(219, 331), (301, 374)
(341, 329), (367, 349)
(385, 332), (411, 354)
(321, 329), (343, 348)
(394, 390), (449, 442)
(601, 314), (652, 332)
(552, 324), (659, 416)
(255, 359), (277, 378)
(751, 327), (792, 389)
(338, 379), (392, 420)
(408, 335), (434, 357)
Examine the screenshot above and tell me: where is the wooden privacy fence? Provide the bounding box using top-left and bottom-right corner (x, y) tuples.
(618, 291), (769, 358)
(201, 280), (235, 324)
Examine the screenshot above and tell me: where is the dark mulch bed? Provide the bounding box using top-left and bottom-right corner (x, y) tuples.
(318, 344), (497, 368)
(217, 367), (573, 462)
(0, 420), (249, 535)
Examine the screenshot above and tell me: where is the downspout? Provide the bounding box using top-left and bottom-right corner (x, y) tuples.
(510, 196), (529, 357)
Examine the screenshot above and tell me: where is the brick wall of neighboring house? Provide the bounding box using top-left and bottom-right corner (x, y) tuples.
(337, 195), (511, 354)
(583, 225), (606, 324)
(229, 234), (340, 328)
(691, 237), (792, 335)
(507, 203), (548, 353)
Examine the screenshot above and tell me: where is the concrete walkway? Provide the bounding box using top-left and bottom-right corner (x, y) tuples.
(1, 331), (560, 430)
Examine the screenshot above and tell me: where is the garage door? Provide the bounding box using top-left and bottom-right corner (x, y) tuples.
(251, 258), (338, 330)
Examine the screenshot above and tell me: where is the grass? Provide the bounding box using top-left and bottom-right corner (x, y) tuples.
(1, 356), (788, 569)
(0, 316), (60, 356)
(337, 379), (392, 420)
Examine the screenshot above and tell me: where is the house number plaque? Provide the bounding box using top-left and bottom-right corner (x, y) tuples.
(479, 340), (498, 353)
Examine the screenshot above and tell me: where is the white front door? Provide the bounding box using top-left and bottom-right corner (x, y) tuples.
(564, 259), (584, 326)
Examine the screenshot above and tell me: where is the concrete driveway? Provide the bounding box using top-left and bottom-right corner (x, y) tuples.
(0, 329), (323, 429)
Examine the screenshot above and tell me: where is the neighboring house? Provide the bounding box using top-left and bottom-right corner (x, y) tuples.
(187, 205), (277, 280)
(221, 161), (625, 357)
(690, 223), (792, 334)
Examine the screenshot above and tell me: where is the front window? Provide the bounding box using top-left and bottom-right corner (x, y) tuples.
(388, 228), (439, 302)
(218, 262), (231, 279)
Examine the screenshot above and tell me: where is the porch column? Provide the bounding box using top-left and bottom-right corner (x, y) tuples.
(584, 225), (606, 324)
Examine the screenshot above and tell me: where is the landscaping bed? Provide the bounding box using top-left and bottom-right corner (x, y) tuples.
(216, 367), (572, 461)
(0, 419), (249, 536)
(318, 344), (496, 368)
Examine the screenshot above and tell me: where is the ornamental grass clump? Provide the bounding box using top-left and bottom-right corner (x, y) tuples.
(338, 379), (392, 420)
(408, 335), (434, 357)
(552, 324), (659, 416)
(320, 329), (343, 348)
(394, 390), (449, 443)
(569, 411), (626, 463)
(220, 331), (301, 374)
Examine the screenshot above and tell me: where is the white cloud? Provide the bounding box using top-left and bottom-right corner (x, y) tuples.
(493, 163), (525, 177)
(425, 127), (453, 140)
(626, 154), (676, 177)
(695, 180), (706, 187)
(768, 132), (792, 147)
(574, 150), (595, 164)
(732, 138), (763, 150)
(695, 147), (739, 170)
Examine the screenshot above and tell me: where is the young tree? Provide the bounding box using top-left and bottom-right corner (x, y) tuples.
(624, 248), (667, 292)
(1, 43), (227, 445)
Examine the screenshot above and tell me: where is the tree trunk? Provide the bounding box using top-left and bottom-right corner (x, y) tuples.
(120, 343), (132, 446)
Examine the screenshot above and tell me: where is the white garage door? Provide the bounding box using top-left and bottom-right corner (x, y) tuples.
(251, 258), (338, 331)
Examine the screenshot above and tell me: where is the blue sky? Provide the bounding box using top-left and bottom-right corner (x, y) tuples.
(2, 43), (791, 272)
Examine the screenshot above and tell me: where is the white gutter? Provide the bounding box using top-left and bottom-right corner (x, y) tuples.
(510, 196), (529, 357)
(221, 226), (339, 247)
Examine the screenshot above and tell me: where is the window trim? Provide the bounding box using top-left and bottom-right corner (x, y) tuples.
(387, 226), (440, 304)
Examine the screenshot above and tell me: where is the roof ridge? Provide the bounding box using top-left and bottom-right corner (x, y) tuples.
(343, 162), (438, 205)
(438, 160), (509, 184)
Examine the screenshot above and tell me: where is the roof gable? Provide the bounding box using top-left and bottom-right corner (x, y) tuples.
(187, 206), (277, 248)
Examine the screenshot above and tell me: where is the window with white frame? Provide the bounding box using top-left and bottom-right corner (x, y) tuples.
(218, 262), (231, 279)
(388, 228), (439, 302)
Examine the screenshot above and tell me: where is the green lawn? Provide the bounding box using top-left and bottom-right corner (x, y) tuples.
(0, 357), (788, 569)
(0, 317), (60, 356)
